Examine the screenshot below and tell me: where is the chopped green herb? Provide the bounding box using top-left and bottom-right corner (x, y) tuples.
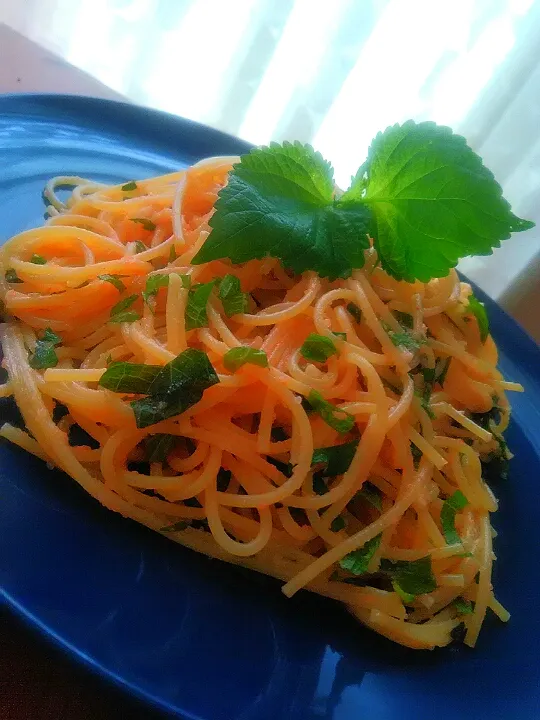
(5, 269), (22, 283)
(223, 346), (268, 372)
(340, 533), (382, 575)
(109, 294), (140, 324)
(218, 274), (248, 317)
(388, 328), (423, 352)
(435, 356), (452, 386)
(347, 303), (362, 323)
(453, 597), (474, 615)
(30, 254), (47, 265)
(415, 389), (435, 419)
(330, 516), (346, 532)
(312, 440), (359, 476)
(29, 342), (58, 369)
(381, 556), (437, 595)
(392, 580), (415, 605)
(134, 240), (147, 254)
(312, 471), (328, 495)
(357, 482), (382, 511)
(300, 333), (338, 363)
(381, 377), (401, 395)
(142, 274), (169, 305)
(122, 180), (137, 191)
(185, 281), (216, 331)
(168, 245), (177, 263)
(441, 490), (469, 545)
(42, 328), (61, 345)
(160, 520), (190, 532)
(145, 434), (176, 463)
(98, 274), (126, 292)
(100, 348), (219, 428)
(467, 293), (489, 343)
(105, 354), (113, 365)
(131, 217), (156, 231)
(306, 390), (355, 434)
(410, 442), (423, 469)
(394, 311), (413, 329)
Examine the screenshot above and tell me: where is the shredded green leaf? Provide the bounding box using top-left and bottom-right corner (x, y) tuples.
(98, 274), (126, 292)
(394, 311), (414, 329)
(300, 333), (338, 363)
(306, 390), (355, 434)
(223, 346), (268, 372)
(142, 274), (170, 305)
(330, 516), (346, 533)
(185, 281), (216, 330)
(5, 269), (22, 283)
(381, 556), (437, 595)
(339, 534), (382, 575)
(30, 254), (47, 265)
(441, 490), (469, 545)
(145, 434), (176, 463)
(109, 294), (140, 324)
(347, 303), (362, 323)
(29, 327), (62, 370)
(133, 240), (147, 254)
(122, 180), (137, 191)
(356, 482), (382, 511)
(312, 440), (358, 476)
(453, 597), (474, 615)
(169, 245), (177, 263)
(388, 328), (424, 352)
(467, 293), (489, 343)
(392, 580), (416, 604)
(131, 217), (156, 231)
(219, 274), (248, 317)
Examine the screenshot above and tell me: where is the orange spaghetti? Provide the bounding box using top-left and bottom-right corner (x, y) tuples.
(0, 157), (520, 649)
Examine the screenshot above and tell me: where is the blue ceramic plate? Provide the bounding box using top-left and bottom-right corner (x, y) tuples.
(0, 95), (539, 720)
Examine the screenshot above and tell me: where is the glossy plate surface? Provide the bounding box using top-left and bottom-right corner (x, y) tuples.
(0, 94), (539, 720)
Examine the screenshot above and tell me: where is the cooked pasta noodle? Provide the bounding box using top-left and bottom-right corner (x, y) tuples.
(0, 158), (520, 649)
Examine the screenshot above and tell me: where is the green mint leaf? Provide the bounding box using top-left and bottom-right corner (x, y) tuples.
(5, 269), (22, 283)
(145, 433), (176, 463)
(122, 180), (137, 191)
(467, 293), (489, 342)
(312, 439), (359, 476)
(109, 311), (140, 324)
(307, 390), (355, 434)
(143, 274), (169, 305)
(312, 471), (328, 495)
(223, 346), (268, 372)
(192, 142), (371, 280)
(42, 328), (61, 345)
(131, 217), (156, 231)
(356, 481), (382, 510)
(98, 274), (126, 292)
(392, 580), (416, 604)
(344, 120), (534, 282)
(453, 597), (474, 615)
(185, 281), (216, 331)
(30, 341), (59, 369)
(339, 533), (382, 575)
(99, 361), (162, 394)
(330, 516), (346, 532)
(388, 328), (423, 352)
(134, 240), (147, 254)
(382, 556), (437, 595)
(347, 303), (362, 323)
(394, 311), (414, 329)
(109, 294), (140, 323)
(435, 357), (451, 386)
(30, 254), (47, 265)
(300, 333), (338, 363)
(160, 520), (190, 532)
(441, 490), (469, 545)
(219, 274), (248, 317)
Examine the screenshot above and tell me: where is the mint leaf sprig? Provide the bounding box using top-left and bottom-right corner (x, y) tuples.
(193, 123), (533, 282)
